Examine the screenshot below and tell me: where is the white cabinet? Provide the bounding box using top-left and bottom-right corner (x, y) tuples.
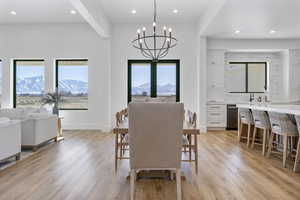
(207, 50), (226, 101)
(207, 104), (226, 130)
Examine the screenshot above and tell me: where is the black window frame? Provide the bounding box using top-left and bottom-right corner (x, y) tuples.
(13, 59), (45, 108)
(55, 59), (89, 110)
(128, 59), (180, 103)
(228, 62), (268, 93)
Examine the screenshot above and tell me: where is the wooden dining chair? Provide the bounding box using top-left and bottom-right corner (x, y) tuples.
(129, 102), (184, 200)
(294, 115), (300, 172)
(182, 111), (198, 173)
(251, 110), (271, 155)
(267, 112), (298, 168)
(114, 111), (129, 171)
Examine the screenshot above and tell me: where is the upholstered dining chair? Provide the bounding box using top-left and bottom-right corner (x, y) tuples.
(251, 110), (271, 155)
(294, 115), (300, 172)
(129, 102), (184, 200)
(238, 108), (254, 147)
(267, 112), (298, 168)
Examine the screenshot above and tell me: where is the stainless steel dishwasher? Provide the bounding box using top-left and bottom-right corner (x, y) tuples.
(227, 104), (238, 130)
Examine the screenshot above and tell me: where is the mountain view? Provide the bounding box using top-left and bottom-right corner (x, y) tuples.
(132, 82), (176, 96)
(15, 76), (88, 95)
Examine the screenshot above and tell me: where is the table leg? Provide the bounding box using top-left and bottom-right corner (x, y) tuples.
(194, 133), (198, 174)
(115, 133), (119, 172)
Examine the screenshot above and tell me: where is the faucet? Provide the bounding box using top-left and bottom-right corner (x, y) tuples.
(249, 93), (255, 102)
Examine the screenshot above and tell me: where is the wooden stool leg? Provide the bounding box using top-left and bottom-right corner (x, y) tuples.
(239, 123), (244, 142)
(262, 128), (267, 156)
(293, 138), (300, 172)
(251, 127), (257, 149)
(247, 124), (252, 147)
(283, 135), (288, 168)
(267, 132), (274, 158)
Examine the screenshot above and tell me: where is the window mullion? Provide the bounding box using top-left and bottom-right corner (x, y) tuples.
(151, 61), (157, 98)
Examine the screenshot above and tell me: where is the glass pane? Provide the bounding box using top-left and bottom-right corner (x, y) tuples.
(225, 63), (246, 92)
(131, 63), (151, 102)
(15, 60), (45, 108)
(248, 63), (266, 93)
(156, 63), (177, 102)
(0, 61), (2, 105)
(57, 60), (88, 109)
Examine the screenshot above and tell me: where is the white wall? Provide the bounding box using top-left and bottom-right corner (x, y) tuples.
(110, 23), (198, 127)
(0, 24), (111, 131)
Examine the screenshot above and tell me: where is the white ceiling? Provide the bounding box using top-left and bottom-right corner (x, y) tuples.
(204, 0), (300, 39)
(0, 0), (86, 24)
(1, 0), (300, 39)
(98, 0), (212, 23)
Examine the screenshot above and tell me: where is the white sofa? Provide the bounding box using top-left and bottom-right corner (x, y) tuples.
(0, 108), (58, 150)
(0, 118), (21, 162)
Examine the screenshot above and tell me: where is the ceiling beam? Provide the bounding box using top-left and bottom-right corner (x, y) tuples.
(69, 0), (111, 38)
(196, 0), (227, 36)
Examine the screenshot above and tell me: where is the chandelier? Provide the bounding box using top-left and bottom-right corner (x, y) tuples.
(132, 0), (178, 62)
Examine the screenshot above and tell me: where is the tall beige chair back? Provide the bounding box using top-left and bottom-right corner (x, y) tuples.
(252, 110), (270, 129)
(129, 102), (184, 169)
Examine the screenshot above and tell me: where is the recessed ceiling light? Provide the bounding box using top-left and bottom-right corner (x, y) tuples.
(269, 30), (276, 34)
(10, 11), (17, 15)
(70, 10), (77, 15)
(235, 30), (241, 34)
(131, 9), (137, 14)
(173, 9), (178, 14)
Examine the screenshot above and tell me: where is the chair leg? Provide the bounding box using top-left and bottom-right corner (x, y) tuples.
(283, 135), (288, 168)
(294, 138), (300, 172)
(176, 169), (182, 200)
(262, 128), (267, 156)
(251, 127), (257, 149)
(267, 132), (274, 158)
(130, 170), (136, 200)
(194, 134), (198, 174)
(247, 124), (252, 147)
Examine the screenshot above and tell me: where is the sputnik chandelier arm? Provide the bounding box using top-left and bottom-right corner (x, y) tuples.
(132, 0), (178, 62)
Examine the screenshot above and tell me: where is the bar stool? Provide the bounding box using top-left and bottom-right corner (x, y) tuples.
(251, 110), (271, 156)
(267, 112), (298, 168)
(294, 115), (300, 172)
(239, 108), (254, 147)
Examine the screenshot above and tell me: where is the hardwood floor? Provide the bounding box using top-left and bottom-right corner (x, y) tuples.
(0, 130), (300, 200)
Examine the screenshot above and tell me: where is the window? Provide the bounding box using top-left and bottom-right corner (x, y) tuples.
(56, 59), (88, 110)
(13, 60), (45, 108)
(0, 60), (2, 106)
(226, 62), (267, 93)
(128, 60), (180, 102)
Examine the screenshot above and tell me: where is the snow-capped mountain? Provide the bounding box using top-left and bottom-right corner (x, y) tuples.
(15, 76), (88, 95)
(132, 82), (176, 95)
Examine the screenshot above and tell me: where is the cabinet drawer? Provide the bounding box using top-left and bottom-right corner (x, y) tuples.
(207, 105), (226, 111)
(207, 121), (226, 127)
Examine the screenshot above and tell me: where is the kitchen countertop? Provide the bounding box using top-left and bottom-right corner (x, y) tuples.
(237, 103), (300, 115)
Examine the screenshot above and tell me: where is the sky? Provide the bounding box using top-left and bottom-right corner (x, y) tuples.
(58, 65), (88, 82)
(17, 65), (44, 78)
(132, 63), (176, 87)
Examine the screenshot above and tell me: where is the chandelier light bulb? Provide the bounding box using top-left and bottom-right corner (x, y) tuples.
(163, 26), (167, 30)
(153, 22), (156, 27)
(142, 27), (146, 31)
(137, 29), (141, 34)
(168, 28), (172, 32)
(139, 39), (143, 43)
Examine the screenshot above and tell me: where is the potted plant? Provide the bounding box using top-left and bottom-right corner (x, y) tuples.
(41, 89), (63, 116)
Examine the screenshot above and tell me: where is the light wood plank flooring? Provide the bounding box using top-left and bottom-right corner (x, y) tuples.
(0, 130), (300, 200)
